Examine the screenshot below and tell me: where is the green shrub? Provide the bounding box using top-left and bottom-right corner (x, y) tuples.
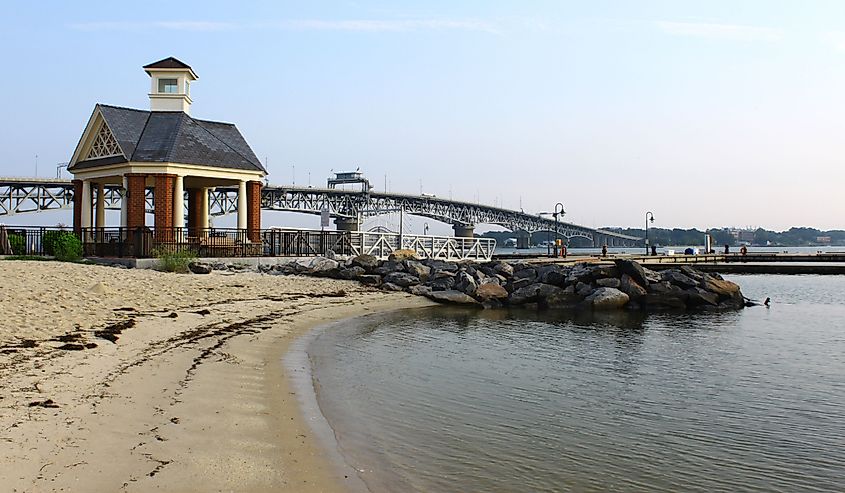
(52, 233), (83, 262)
(152, 247), (196, 273)
(42, 230), (66, 256)
(8, 234), (25, 255)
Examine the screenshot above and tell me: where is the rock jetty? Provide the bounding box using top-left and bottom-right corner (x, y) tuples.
(186, 254), (746, 312)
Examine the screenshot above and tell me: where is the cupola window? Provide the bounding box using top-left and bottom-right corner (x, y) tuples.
(158, 78), (178, 93)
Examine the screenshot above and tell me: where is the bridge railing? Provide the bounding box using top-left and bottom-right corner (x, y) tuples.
(348, 231), (496, 261)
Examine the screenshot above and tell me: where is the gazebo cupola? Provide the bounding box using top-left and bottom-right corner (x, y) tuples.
(67, 57), (267, 249)
(144, 57), (198, 114)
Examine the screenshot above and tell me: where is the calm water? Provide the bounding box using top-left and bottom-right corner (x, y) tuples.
(307, 275), (845, 492)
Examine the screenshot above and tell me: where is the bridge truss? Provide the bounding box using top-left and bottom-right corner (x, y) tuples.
(0, 179), (641, 247)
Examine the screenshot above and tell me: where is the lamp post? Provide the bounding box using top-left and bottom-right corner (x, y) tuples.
(423, 222), (429, 236)
(553, 202), (565, 257)
(645, 211), (655, 256)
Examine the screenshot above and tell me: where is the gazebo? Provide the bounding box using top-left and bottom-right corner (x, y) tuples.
(67, 57), (266, 254)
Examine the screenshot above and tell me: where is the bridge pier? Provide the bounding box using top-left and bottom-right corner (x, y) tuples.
(516, 231), (531, 249)
(453, 223), (475, 238)
(335, 217), (361, 232)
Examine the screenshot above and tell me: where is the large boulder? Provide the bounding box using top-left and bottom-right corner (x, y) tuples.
(512, 268), (537, 283)
(661, 269), (699, 289)
(679, 265), (705, 283)
(684, 287), (719, 307)
(613, 259), (649, 287)
(425, 259), (459, 273)
(648, 281), (685, 295)
(509, 283), (564, 306)
(455, 271), (478, 295)
(509, 277), (534, 291)
(350, 254), (379, 271)
(358, 275), (383, 287)
(537, 264), (569, 287)
(584, 287), (629, 310)
(701, 275), (741, 297)
(388, 249), (419, 262)
(383, 272), (420, 288)
(479, 276), (501, 286)
(297, 257), (339, 277)
(567, 264), (595, 284)
(338, 266), (366, 280)
(374, 261), (405, 276)
(428, 290), (481, 305)
(596, 277), (621, 288)
(619, 274), (648, 300)
(429, 276), (456, 291)
(475, 283), (509, 302)
(576, 282), (594, 297)
(592, 265), (619, 279)
(492, 261), (514, 277)
(408, 285), (433, 297)
(188, 261), (212, 274)
(404, 260), (431, 281)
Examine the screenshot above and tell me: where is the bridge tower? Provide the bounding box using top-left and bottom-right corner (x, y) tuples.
(334, 217), (361, 232)
(452, 223), (475, 238)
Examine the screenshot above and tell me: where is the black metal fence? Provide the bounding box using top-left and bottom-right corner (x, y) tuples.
(0, 226), (353, 258)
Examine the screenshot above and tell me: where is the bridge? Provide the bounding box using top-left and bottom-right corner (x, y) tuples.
(0, 178), (641, 247)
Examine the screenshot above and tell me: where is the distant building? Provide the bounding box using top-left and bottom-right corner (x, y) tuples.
(816, 236), (832, 244)
(730, 229), (756, 244)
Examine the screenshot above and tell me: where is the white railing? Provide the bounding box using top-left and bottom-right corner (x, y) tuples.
(349, 231), (496, 261)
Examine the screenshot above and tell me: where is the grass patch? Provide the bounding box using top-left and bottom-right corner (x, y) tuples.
(2, 255), (55, 261)
(152, 248), (197, 273)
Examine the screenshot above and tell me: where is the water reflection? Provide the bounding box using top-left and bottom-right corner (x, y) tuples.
(309, 276), (845, 493)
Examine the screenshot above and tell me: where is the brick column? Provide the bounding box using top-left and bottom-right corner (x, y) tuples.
(246, 180), (262, 242)
(72, 179), (83, 233)
(126, 174), (147, 230)
(154, 174), (175, 241)
(187, 188), (202, 235)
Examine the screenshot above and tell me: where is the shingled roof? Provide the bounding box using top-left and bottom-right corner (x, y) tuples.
(143, 57), (193, 70)
(69, 104), (266, 173)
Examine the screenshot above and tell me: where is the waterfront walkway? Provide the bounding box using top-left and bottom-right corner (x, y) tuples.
(508, 252), (845, 275)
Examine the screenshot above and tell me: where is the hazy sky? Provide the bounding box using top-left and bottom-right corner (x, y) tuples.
(1, 0), (844, 231)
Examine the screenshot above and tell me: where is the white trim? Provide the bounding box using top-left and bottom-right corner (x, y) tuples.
(69, 107), (127, 167)
(146, 92), (194, 104)
(237, 180), (247, 230)
(71, 162), (264, 182)
(173, 175), (184, 229)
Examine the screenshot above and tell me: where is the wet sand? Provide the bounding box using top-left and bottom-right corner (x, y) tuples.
(0, 261), (433, 492)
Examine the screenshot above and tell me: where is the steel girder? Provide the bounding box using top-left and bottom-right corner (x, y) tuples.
(0, 181), (74, 216)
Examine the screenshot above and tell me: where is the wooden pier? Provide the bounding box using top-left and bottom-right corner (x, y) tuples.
(505, 252), (845, 275)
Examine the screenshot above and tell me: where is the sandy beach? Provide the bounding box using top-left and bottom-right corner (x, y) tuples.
(0, 260), (433, 492)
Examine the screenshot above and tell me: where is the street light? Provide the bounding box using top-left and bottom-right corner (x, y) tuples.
(553, 202), (565, 257)
(645, 211), (655, 255)
(423, 222), (429, 236)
